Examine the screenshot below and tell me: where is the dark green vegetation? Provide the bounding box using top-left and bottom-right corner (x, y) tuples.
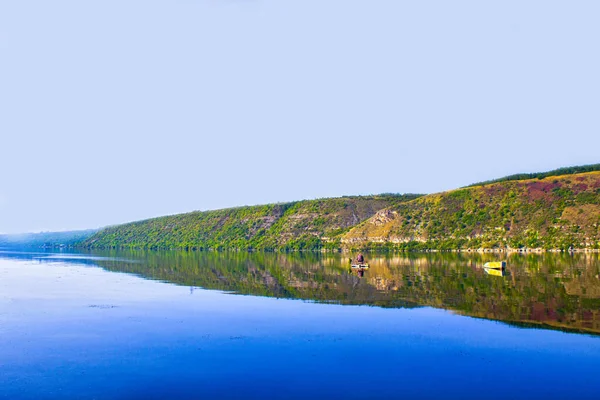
(344, 171), (600, 251)
(73, 250), (600, 335)
(0, 230), (97, 249)
(466, 163), (600, 188)
(81, 195), (421, 251)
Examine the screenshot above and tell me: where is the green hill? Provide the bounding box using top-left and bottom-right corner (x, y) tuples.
(79, 164), (600, 252)
(81, 194), (421, 251)
(343, 171), (600, 251)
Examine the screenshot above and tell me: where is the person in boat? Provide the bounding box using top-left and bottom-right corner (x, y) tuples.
(356, 253), (364, 264)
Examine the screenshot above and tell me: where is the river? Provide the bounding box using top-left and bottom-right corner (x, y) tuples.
(1, 249), (599, 399)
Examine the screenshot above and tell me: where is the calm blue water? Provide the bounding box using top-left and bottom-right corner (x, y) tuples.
(1, 250), (600, 399)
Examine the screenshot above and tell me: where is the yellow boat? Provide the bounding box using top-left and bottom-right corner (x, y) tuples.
(483, 261), (506, 269)
(351, 264), (369, 269)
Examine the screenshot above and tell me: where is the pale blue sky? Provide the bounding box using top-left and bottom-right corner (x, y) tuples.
(1, 1), (599, 233)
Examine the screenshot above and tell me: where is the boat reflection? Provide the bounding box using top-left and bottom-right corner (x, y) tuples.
(350, 265), (369, 278)
(484, 267), (504, 277)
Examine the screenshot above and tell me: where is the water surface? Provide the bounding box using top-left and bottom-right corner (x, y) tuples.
(1, 250), (599, 399)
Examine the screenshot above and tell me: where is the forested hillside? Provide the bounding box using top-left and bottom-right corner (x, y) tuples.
(81, 167), (600, 252)
(343, 171), (600, 251)
(81, 194), (420, 250)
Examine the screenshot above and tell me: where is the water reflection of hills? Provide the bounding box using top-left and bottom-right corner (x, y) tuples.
(3, 250), (599, 335)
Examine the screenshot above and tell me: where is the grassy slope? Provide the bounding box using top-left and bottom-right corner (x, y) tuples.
(343, 171), (600, 250)
(81, 194), (421, 250)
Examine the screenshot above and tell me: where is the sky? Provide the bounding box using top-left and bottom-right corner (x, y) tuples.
(1, 0), (599, 234)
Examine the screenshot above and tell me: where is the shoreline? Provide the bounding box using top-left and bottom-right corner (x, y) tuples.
(16, 245), (600, 254)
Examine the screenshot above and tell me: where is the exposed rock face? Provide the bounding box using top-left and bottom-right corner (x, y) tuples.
(372, 209), (398, 226)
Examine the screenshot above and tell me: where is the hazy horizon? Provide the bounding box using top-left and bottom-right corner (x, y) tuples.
(2, 1), (599, 234)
